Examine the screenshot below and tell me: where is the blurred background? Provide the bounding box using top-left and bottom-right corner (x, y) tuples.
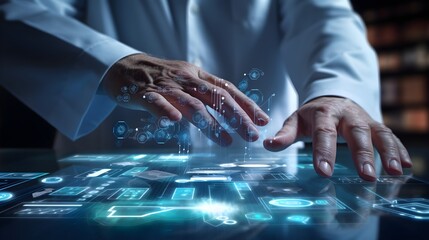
(0, 0), (427, 161)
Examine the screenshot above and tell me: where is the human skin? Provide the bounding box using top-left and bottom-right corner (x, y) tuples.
(103, 53), (412, 181)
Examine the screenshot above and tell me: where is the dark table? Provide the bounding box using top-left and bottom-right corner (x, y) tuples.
(0, 146), (428, 240)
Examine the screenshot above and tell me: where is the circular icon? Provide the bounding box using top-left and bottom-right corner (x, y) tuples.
(136, 132), (150, 144)
(113, 121), (129, 139)
(154, 129), (171, 144)
(269, 198), (314, 208)
(192, 112), (203, 123)
(245, 212), (272, 221)
(223, 219), (237, 225)
(121, 93), (131, 103)
(197, 118), (209, 129)
(245, 89), (264, 105)
(0, 192), (13, 202)
(41, 177), (63, 184)
(248, 68), (264, 81)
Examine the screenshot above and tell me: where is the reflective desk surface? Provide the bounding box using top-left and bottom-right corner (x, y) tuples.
(0, 146), (428, 240)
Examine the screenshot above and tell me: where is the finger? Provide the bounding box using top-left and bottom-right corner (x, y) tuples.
(140, 92), (182, 121)
(163, 89), (233, 146)
(394, 135), (413, 168)
(312, 112), (338, 177)
(340, 118), (377, 181)
(198, 70), (270, 126)
(187, 80), (260, 142)
(371, 123), (402, 175)
(264, 112), (299, 151)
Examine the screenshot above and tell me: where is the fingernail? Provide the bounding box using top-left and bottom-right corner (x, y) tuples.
(362, 163), (376, 180)
(246, 129), (259, 142)
(389, 159), (402, 174)
(256, 114), (269, 125)
(318, 160), (332, 177)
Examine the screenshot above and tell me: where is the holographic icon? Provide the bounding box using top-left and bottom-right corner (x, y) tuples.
(0, 192), (13, 202)
(373, 198), (429, 220)
(238, 78), (249, 92)
(154, 128), (171, 144)
(245, 212), (273, 221)
(197, 118), (209, 129)
(116, 188), (149, 200)
(121, 93), (131, 103)
(248, 68), (264, 81)
(50, 187), (89, 196)
(113, 121), (129, 139)
(287, 215), (310, 224)
(171, 188), (195, 200)
(269, 198), (314, 208)
(32, 188), (54, 198)
(245, 89), (264, 105)
(41, 177), (63, 184)
(129, 84), (139, 94)
(136, 132), (151, 144)
(120, 86), (128, 93)
(158, 116), (174, 129)
(192, 112), (203, 123)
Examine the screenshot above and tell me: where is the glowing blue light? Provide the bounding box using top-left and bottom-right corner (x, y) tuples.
(245, 212), (273, 221)
(238, 79), (248, 91)
(287, 215), (310, 224)
(248, 68), (264, 81)
(223, 219), (237, 225)
(113, 121), (129, 139)
(41, 177), (63, 184)
(245, 89), (264, 105)
(269, 198), (314, 208)
(0, 192), (13, 202)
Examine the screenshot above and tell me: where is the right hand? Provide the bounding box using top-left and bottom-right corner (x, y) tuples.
(102, 53), (269, 146)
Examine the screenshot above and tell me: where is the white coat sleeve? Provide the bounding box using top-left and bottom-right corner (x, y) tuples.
(0, 0), (140, 140)
(279, 0), (382, 122)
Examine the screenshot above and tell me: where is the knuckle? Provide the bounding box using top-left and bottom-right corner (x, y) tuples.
(313, 126), (337, 137)
(188, 99), (206, 111)
(314, 147), (335, 159)
(349, 124), (371, 134)
(355, 149), (374, 160)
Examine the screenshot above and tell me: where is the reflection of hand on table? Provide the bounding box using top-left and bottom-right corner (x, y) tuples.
(264, 97), (413, 181)
(102, 53), (269, 146)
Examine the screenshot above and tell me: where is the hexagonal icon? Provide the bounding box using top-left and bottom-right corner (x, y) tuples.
(154, 129), (171, 144)
(192, 112), (203, 123)
(158, 116), (175, 129)
(245, 89), (264, 105)
(129, 84), (139, 94)
(136, 131), (151, 144)
(113, 121), (129, 139)
(238, 78), (248, 92)
(248, 68), (264, 81)
(121, 93), (131, 103)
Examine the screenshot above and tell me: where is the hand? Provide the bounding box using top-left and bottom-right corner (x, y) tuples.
(263, 97), (412, 181)
(102, 53), (269, 146)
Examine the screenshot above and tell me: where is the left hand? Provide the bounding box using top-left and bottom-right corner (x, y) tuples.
(263, 97), (412, 181)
